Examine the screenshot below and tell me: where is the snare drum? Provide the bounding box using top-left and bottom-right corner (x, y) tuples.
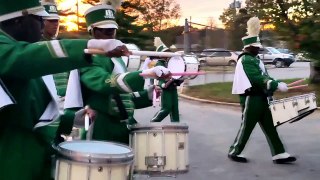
(55, 141), (134, 180)
(130, 123), (189, 175)
(167, 55), (199, 80)
(269, 97), (299, 126)
(122, 43), (142, 72)
(270, 93), (317, 126)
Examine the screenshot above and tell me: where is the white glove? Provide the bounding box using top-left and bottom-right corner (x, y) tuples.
(277, 82), (288, 92)
(87, 39), (124, 52)
(142, 66), (170, 78)
(73, 108), (86, 127)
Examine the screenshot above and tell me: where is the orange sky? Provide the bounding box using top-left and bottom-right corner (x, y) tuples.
(57, 0), (240, 31)
(176, 0), (242, 28)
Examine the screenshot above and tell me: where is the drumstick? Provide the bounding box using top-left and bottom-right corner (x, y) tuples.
(288, 84), (308, 90)
(84, 114), (90, 131)
(84, 49), (180, 57)
(287, 78), (306, 87)
(140, 72), (206, 78)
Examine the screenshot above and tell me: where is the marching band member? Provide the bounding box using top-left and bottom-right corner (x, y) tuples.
(229, 17), (296, 164)
(64, 1), (171, 144)
(150, 37), (183, 122)
(0, 0), (130, 179)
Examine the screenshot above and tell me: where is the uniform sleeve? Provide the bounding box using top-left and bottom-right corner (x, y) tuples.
(155, 60), (166, 88)
(0, 35), (91, 79)
(242, 56), (278, 92)
(131, 90), (152, 109)
(80, 57), (146, 95)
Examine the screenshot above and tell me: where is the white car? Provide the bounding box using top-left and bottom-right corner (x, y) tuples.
(199, 49), (238, 66)
(258, 47), (295, 68)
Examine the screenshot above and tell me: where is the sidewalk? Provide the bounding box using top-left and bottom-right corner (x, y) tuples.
(179, 92), (320, 110)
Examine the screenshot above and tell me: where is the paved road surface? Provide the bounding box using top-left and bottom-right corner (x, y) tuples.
(133, 99), (320, 180)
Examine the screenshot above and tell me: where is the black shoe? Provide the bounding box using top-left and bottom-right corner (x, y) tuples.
(228, 154), (248, 163)
(273, 156), (296, 164)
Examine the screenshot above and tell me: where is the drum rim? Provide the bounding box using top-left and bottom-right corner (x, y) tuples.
(130, 123), (189, 131)
(269, 92), (316, 104)
(56, 140), (134, 164)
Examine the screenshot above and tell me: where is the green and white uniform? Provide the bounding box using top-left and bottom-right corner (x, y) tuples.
(65, 55), (152, 144)
(229, 53), (286, 156)
(0, 31), (92, 180)
(151, 59), (182, 122)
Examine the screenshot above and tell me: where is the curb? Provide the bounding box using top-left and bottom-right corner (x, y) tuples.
(179, 93), (240, 107)
(179, 93), (320, 111)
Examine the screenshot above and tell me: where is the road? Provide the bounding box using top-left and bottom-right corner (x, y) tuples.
(188, 62), (310, 86)
(133, 99), (320, 180)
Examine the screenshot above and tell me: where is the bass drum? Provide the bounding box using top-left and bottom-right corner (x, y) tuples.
(167, 55), (199, 80)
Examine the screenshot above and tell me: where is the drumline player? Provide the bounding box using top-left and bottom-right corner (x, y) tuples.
(150, 37), (184, 123)
(229, 17), (296, 164)
(0, 0), (132, 179)
(64, 1), (171, 144)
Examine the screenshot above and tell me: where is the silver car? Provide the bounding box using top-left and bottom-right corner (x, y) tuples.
(199, 49), (238, 66)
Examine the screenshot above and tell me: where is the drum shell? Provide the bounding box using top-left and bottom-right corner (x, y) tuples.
(130, 123), (189, 175)
(55, 140), (134, 180)
(269, 93), (317, 126)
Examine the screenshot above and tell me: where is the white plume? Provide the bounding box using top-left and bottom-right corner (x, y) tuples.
(246, 17), (261, 36)
(154, 37), (164, 47)
(100, 0), (122, 9)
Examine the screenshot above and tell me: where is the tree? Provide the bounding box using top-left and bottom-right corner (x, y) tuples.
(137, 0), (181, 31)
(116, 1), (153, 49)
(219, 8), (251, 50)
(244, 0), (320, 82)
(220, 0), (320, 82)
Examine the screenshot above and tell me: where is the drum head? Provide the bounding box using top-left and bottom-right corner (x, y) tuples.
(57, 140), (134, 164)
(167, 56), (185, 79)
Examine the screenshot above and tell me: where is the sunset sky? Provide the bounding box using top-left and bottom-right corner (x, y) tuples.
(176, 0), (242, 28)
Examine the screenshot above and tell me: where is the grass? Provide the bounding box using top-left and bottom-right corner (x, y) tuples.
(183, 78), (320, 105)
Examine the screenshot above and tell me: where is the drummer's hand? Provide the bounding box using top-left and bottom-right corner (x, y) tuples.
(277, 82), (288, 92)
(87, 39), (125, 54)
(73, 107), (96, 127)
(142, 66), (171, 79)
(106, 45), (132, 57)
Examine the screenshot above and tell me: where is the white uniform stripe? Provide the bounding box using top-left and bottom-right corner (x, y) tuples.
(133, 92), (140, 98)
(116, 73), (132, 93)
(50, 40), (67, 58)
(230, 96), (250, 155)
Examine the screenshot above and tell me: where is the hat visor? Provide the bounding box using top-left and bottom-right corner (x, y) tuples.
(95, 23), (118, 29)
(31, 9), (50, 17)
(243, 43), (262, 49)
(250, 43), (262, 48)
(43, 16), (60, 20)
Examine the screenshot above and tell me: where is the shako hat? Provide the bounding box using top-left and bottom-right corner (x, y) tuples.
(84, 0), (122, 31)
(242, 17), (262, 49)
(154, 37), (169, 52)
(42, 0), (59, 20)
(0, 0), (49, 22)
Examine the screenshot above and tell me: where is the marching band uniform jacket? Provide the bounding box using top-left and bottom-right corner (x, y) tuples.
(65, 55), (152, 144)
(151, 59), (182, 122)
(0, 30), (92, 180)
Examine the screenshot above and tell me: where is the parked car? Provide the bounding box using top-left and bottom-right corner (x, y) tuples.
(199, 49), (238, 66)
(258, 47), (295, 68)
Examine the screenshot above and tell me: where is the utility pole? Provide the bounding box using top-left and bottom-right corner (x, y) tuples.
(184, 18), (191, 54)
(77, 0), (79, 31)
